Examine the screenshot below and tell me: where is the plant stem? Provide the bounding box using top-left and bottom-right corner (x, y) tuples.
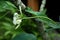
(19, 5), (23, 16)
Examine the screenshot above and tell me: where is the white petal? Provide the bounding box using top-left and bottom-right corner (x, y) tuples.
(13, 13), (19, 25)
(16, 19), (22, 24)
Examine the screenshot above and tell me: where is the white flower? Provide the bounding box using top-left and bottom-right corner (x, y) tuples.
(16, 19), (22, 25)
(13, 13), (22, 25)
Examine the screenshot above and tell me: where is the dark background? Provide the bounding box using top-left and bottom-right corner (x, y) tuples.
(46, 0), (60, 22)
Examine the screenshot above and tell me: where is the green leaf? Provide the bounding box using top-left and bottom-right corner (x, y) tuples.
(2, 22), (14, 30)
(12, 32), (37, 40)
(22, 16), (60, 29)
(0, 12), (8, 19)
(25, 7), (60, 29)
(0, 1), (17, 13)
(25, 7), (47, 16)
(6, 1), (16, 8)
(0, 17), (14, 30)
(36, 16), (60, 29)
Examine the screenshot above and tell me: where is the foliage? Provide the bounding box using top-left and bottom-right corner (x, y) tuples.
(25, 7), (60, 29)
(0, 0), (60, 40)
(12, 32), (37, 40)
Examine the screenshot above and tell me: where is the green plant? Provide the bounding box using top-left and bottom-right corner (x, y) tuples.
(0, 0), (60, 40)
